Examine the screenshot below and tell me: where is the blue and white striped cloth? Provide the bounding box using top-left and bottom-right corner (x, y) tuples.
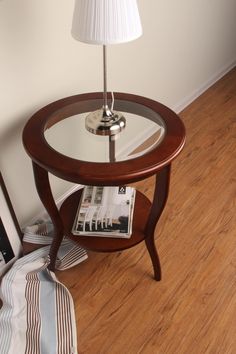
(23, 220), (88, 270)
(0, 221), (88, 354)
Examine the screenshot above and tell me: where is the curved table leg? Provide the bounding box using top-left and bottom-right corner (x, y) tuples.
(145, 164), (171, 281)
(32, 162), (64, 271)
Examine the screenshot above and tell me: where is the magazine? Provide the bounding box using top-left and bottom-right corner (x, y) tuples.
(72, 186), (136, 238)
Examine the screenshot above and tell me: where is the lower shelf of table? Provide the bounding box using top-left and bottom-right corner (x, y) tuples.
(60, 188), (152, 253)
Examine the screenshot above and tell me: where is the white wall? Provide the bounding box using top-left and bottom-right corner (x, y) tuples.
(0, 0), (235, 226)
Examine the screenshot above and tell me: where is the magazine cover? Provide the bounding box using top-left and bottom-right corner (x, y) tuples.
(72, 186), (136, 238)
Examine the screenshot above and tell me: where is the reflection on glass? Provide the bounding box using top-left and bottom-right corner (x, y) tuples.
(45, 101), (165, 163)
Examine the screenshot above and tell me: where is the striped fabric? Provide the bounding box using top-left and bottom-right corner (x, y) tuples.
(0, 247), (78, 354)
(0, 221), (87, 354)
(23, 220), (88, 270)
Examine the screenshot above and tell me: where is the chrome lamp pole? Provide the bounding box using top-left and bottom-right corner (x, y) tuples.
(85, 45), (126, 138)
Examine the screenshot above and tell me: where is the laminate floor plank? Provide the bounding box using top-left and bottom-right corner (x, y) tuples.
(57, 67), (236, 354)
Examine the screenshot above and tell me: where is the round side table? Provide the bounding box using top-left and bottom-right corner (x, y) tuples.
(22, 92), (185, 280)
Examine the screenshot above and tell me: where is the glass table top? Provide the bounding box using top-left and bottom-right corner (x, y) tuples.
(45, 99), (166, 163)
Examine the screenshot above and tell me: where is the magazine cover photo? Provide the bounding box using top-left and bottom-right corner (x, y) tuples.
(73, 186), (136, 238)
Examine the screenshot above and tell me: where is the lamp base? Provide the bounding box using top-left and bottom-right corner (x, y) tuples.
(85, 106), (126, 136)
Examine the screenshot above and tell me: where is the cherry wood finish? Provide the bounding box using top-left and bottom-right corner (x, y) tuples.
(22, 93), (185, 276)
(144, 165), (171, 280)
(32, 162), (64, 270)
(22, 92), (185, 186)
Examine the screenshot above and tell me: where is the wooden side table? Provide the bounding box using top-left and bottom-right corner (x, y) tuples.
(22, 92), (185, 280)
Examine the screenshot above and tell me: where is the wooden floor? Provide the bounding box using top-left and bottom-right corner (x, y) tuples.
(57, 68), (236, 354)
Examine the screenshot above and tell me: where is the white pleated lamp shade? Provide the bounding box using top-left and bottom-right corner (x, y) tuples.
(71, 0), (142, 45)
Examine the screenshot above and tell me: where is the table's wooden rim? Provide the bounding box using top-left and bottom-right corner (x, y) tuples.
(22, 92), (186, 185)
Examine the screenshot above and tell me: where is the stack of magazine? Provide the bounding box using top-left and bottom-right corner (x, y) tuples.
(72, 186), (136, 239)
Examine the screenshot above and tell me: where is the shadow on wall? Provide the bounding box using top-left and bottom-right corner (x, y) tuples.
(0, 111), (40, 223)
(0, 111), (30, 180)
(0, 114), (26, 158)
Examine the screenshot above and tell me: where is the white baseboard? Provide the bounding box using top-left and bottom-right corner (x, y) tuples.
(117, 59), (235, 158)
(173, 59), (236, 113)
(23, 184), (83, 229)
(55, 184), (83, 209)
